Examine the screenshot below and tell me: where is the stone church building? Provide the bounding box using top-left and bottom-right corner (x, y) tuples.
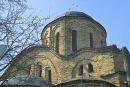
(1, 11), (130, 87)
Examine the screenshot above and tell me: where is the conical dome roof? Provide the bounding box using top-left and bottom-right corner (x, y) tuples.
(56, 11), (93, 20)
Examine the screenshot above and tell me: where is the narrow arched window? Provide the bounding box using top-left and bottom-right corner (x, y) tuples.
(89, 33), (93, 48)
(55, 32), (59, 53)
(35, 64), (42, 77)
(48, 69), (51, 82)
(72, 30), (77, 52)
(87, 63), (93, 73)
(45, 67), (52, 82)
(79, 64), (83, 75)
(38, 65), (42, 77)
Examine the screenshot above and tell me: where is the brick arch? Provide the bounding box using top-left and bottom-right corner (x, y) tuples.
(37, 56), (58, 74)
(71, 59), (92, 78)
(1, 46), (62, 84)
(37, 53), (63, 84)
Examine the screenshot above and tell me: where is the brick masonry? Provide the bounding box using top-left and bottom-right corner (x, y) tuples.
(1, 13), (130, 87)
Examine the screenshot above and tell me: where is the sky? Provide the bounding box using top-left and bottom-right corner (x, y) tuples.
(28, 0), (130, 51)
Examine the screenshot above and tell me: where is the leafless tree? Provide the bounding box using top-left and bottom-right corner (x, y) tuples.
(0, 0), (49, 75)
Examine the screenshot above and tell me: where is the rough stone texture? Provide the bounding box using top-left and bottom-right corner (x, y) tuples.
(1, 11), (130, 87)
(1, 46), (128, 87)
(41, 16), (106, 56)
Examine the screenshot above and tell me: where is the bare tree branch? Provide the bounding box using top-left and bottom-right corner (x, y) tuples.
(0, 0), (49, 78)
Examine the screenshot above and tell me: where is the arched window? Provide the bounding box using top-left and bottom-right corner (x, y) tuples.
(89, 33), (93, 48)
(35, 64), (42, 77)
(79, 64), (83, 75)
(55, 32), (59, 53)
(45, 67), (52, 82)
(87, 63), (93, 73)
(72, 30), (77, 52)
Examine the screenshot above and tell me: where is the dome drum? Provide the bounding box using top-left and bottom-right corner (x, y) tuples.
(41, 11), (107, 56)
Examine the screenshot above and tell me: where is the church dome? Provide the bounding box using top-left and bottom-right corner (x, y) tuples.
(56, 11), (93, 20)
(3, 76), (53, 87)
(41, 11), (107, 56)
